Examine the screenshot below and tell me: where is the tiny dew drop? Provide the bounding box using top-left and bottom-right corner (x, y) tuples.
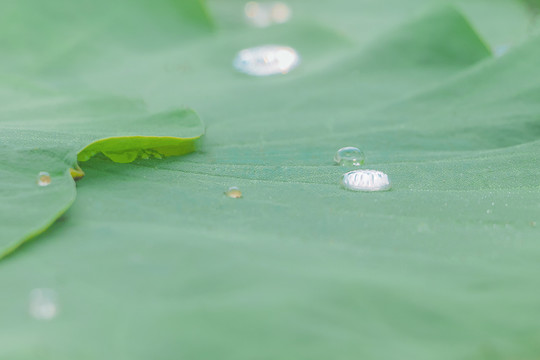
(225, 186), (243, 199)
(334, 147), (365, 166)
(29, 288), (58, 320)
(494, 44), (510, 57)
(233, 45), (300, 76)
(341, 170), (391, 192)
(37, 171), (51, 187)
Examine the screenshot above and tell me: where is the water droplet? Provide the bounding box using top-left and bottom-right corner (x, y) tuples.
(244, 2), (291, 27)
(334, 147), (365, 166)
(341, 170), (391, 192)
(270, 2), (291, 23)
(29, 288), (58, 320)
(234, 45), (300, 76)
(37, 172), (51, 186)
(494, 44), (510, 57)
(225, 186), (243, 198)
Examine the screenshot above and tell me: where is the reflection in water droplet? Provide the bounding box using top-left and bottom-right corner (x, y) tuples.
(244, 2), (291, 27)
(341, 170), (391, 192)
(225, 186), (243, 199)
(29, 288), (58, 320)
(234, 45), (300, 76)
(37, 172), (51, 186)
(334, 147), (365, 166)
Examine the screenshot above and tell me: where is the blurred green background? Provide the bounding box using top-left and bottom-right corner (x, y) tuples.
(0, 0), (539, 359)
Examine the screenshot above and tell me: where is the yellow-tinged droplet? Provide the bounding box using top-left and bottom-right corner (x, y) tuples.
(225, 186), (243, 199)
(37, 172), (51, 187)
(69, 165), (85, 181)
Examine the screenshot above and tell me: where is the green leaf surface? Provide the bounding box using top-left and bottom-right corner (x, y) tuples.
(0, 92), (203, 257)
(0, 0), (210, 256)
(1, 0), (540, 359)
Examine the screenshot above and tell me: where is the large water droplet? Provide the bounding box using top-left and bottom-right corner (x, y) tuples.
(37, 171), (51, 186)
(334, 147), (365, 166)
(29, 288), (58, 320)
(234, 45), (300, 76)
(341, 170), (391, 192)
(225, 186), (243, 199)
(244, 2), (291, 27)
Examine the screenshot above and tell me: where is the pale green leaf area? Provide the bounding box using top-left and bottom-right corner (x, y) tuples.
(0, 91), (203, 256)
(0, 0), (208, 255)
(1, 0), (540, 359)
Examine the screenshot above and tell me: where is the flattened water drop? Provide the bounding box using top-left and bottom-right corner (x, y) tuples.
(334, 147), (365, 166)
(29, 288), (58, 320)
(37, 171), (51, 186)
(225, 186), (243, 199)
(234, 45), (300, 76)
(341, 170), (391, 192)
(244, 2), (291, 27)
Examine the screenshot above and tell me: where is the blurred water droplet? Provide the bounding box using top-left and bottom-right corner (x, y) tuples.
(37, 172), (51, 186)
(341, 170), (391, 192)
(244, 2), (291, 27)
(225, 186), (243, 198)
(334, 147), (365, 166)
(234, 45), (300, 76)
(270, 2), (291, 23)
(494, 44), (510, 57)
(29, 288), (58, 320)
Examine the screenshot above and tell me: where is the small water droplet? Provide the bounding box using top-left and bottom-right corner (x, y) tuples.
(334, 147), (365, 166)
(29, 288), (58, 320)
(341, 170), (391, 192)
(244, 2), (291, 27)
(486, 209), (492, 214)
(234, 45), (300, 76)
(225, 186), (243, 198)
(37, 172), (51, 186)
(494, 44), (510, 57)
